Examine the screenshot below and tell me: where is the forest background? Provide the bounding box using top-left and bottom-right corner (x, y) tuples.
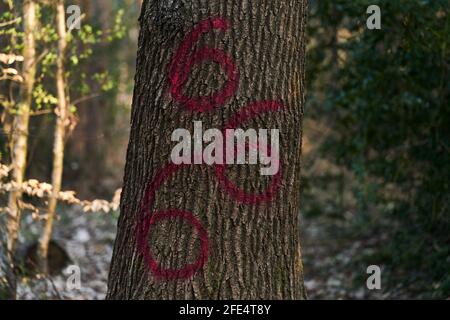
(0, 0), (448, 299)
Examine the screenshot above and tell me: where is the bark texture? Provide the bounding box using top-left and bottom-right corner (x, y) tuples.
(107, 0), (308, 300)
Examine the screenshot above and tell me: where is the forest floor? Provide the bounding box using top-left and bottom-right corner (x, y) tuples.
(301, 216), (409, 299)
(14, 207), (412, 300)
(16, 208), (116, 300)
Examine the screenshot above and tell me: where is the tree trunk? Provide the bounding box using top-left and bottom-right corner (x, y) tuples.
(107, 0), (308, 300)
(6, 0), (37, 299)
(7, 0), (37, 265)
(38, 0), (69, 273)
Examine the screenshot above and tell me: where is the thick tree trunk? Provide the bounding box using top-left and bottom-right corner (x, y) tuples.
(107, 0), (308, 300)
(39, 0), (69, 273)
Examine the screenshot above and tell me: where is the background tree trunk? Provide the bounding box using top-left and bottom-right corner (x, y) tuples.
(38, 0), (69, 273)
(107, 0), (308, 300)
(7, 0), (37, 264)
(6, 0), (37, 299)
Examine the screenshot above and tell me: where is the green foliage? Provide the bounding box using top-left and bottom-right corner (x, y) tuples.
(307, 0), (449, 298)
(1, 0), (131, 193)
(108, 9), (126, 41)
(33, 84), (58, 110)
(0, 0), (126, 119)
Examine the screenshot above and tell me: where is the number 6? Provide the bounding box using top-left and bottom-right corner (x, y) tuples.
(168, 17), (239, 113)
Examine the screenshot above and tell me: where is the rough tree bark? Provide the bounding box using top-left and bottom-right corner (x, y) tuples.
(107, 0), (308, 299)
(38, 0), (69, 272)
(7, 0), (37, 263)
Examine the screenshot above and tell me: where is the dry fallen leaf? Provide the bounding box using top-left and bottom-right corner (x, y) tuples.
(3, 67), (18, 75)
(0, 53), (24, 64)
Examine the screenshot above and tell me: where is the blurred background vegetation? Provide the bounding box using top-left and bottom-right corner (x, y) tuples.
(303, 0), (449, 299)
(0, 0), (448, 299)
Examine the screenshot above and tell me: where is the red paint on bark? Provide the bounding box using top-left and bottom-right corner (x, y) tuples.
(168, 17), (239, 113)
(137, 18), (284, 280)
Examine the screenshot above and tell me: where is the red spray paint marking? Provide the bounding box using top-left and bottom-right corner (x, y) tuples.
(214, 101), (284, 205)
(168, 17), (239, 112)
(138, 210), (208, 280)
(136, 163), (209, 280)
(137, 17), (284, 280)
(136, 101), (283, 280)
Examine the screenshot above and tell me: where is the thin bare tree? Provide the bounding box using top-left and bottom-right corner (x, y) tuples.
(38, 0), (70, 273)
(7, 0), (37, 267)
(6, 0), (37, 299)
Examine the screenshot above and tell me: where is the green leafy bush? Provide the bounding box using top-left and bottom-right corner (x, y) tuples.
(306, 0), (449, 298)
